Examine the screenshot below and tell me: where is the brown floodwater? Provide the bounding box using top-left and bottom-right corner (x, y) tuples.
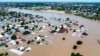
(2, 8), (100, 56)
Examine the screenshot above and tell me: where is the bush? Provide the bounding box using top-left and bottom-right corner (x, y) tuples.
(73, 45), (77, 49)
(77, 40), (83, 45)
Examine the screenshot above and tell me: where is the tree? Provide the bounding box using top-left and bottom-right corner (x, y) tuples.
(62, 37), (65, 40)
(27, 40), (31, 44)
(2, 26), (5, 29)
(24, 14), (28, 17)
(76, 53), (83, 56)
(48, 23), (51, 26)
(7, 24), (10, 28)
(71, 52), (83, 56)
(32, 27), (35, 31)
(24, 26), (29, 29)
(20, 21), (25, 26)
(1, 33), (4, 35)
(5, 28), (11, 32)
(11, 34), (17, 40)
(77, 40), (83, 45)
(73, 45), (77, 49)
(34, 25), (38, 28)
(5, 52), (9, 56)
(5, 44), (8, 48)
(16, 41), (19, 45)
(0, 52), (9, 56)
(71, 52), (75, 56)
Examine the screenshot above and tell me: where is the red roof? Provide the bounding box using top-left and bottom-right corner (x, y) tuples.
(58, 28), (67, 33)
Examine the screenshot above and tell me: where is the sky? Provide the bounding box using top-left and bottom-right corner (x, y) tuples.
(0, 0), (100, 2)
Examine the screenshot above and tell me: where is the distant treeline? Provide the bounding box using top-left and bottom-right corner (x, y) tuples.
(0, 2), (100, 20)
(0, 2), (100, 7)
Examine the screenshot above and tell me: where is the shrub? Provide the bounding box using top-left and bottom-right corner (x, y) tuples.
(73, 45), (77, 49)
(77, 40), (83, 45)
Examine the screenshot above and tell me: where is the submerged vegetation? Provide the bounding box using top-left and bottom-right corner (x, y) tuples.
(0, 52), (9, 56)
(71, 52), (83, 56)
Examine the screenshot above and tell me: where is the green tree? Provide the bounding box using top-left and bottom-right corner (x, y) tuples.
(11, 34), (17, 40)
(2, 26), (5, 29)
(24, 26), (29, 29)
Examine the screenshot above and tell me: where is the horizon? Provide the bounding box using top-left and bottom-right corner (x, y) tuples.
(0, 0), (100, 3)
(0, 1), (100, 3)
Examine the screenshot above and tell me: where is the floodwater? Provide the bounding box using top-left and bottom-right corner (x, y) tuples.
(3, 8), (100, 56)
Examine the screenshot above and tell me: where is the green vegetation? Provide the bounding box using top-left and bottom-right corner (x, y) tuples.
(75, 13), (100, 21)
(73, 45), (77, 49)
(71, 52), (83, 56)
(65, 10), (72, 14)
(20, 21), (25, 26)
(2, 26), (5, 29)
(75, 14), (88, 18)
(0, 52), (9, 56)
(76, 40), (83, 45)
(24, 26), (29, 29)
(11, 34), (17, 40)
